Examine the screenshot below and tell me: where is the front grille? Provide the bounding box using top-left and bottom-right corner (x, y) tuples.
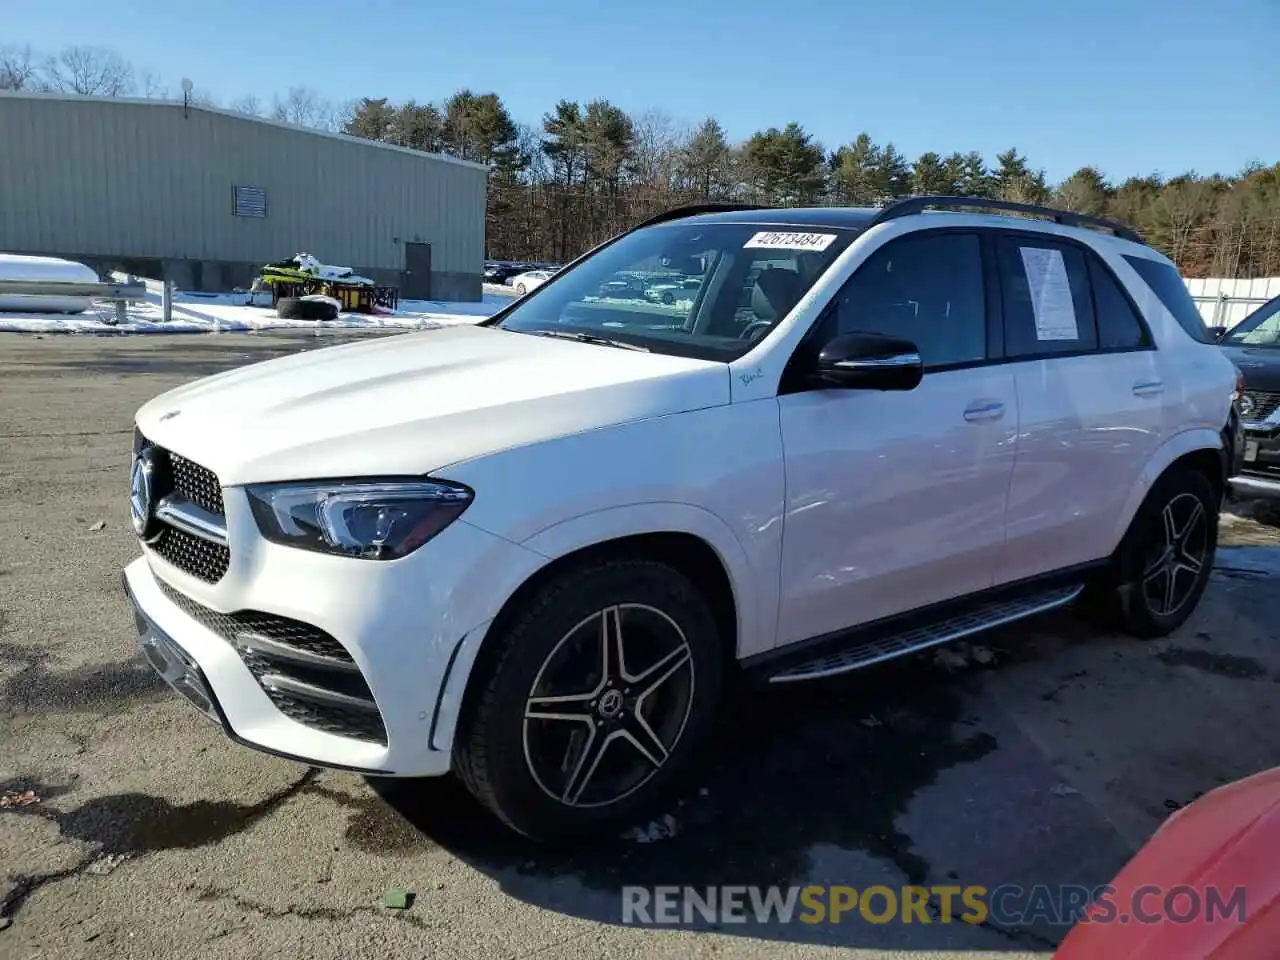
(157, 580), (352, 662)
(152, 527), (231, 583)
(136, 433), (229, 583)
(168, 452), (225, 515)
(1242, 390), (1280, 424)
(156, 579), (386, 745)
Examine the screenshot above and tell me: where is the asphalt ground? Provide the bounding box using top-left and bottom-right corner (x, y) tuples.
(3, 331), (1280, 959)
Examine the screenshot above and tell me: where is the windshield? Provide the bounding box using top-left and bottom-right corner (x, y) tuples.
(1222, 296), (1280, 346)
(493, 222), (858, 361)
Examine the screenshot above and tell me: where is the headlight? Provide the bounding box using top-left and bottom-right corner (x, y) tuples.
(246, 480), (473, 560)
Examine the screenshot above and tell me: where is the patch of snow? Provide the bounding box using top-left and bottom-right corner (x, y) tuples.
(621, 813), (679, 843)
(0, 286), (508, 335)
(299, 294), (343, 312)
(289, 252), (374, 286)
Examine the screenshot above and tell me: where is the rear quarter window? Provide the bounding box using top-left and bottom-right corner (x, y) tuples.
(1122, 256), (1211, 343)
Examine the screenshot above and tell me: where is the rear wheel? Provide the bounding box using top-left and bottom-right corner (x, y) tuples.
(1093, 467), (1218, 637)
(454, 559), (723, 840)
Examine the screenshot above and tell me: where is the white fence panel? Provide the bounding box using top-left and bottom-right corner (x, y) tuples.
(1185, 276), (1280, 328)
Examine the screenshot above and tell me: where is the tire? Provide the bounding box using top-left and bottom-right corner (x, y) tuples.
(276, 296), (339, 321)
(454, 558), (724, 841)
(661, 291), (675, 305)
(516, 283), (527, 295)
(1091, 467), (1218, 638)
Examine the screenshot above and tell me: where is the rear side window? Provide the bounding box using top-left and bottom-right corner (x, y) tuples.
(1123, 256), (1210, 343)
(1088, 257), (1151, 349)
(997, 238), (1097, 356)
(830, 232), (987, 368)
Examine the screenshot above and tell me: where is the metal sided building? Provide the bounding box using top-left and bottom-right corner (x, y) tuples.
(0, 91), (489, 301)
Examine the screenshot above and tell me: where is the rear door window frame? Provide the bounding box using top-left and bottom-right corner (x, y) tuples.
(988, 229), (1156, 363)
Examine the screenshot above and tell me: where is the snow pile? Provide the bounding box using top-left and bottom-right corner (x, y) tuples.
(286, 253), (374, 286)
(0, 288), (512, 335)
(0, 254), (98, 314)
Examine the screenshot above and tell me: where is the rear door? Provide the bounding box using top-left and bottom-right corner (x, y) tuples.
(993, 233), (1166, 584)
(775, 230), (1019, 645)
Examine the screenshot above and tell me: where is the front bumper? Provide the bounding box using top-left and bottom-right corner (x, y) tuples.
(123, 494), (547, 776)
(1228, 417), (1280, 499)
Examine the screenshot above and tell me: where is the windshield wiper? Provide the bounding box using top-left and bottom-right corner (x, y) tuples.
(526, 329), (650, 352)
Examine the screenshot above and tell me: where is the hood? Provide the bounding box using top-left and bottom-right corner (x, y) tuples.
(1221, 344), (1280, 393)
(136, 326), (729, 486)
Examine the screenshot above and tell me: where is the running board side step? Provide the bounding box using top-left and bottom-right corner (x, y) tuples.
(767, 583), (1084, 683)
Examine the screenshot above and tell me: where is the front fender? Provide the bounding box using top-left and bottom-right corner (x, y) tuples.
(427, 502), (771, 759)
(521, 501), (770, 659)
(1110, 427), (1227, 546)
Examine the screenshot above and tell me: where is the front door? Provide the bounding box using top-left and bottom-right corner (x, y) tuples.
(404, 242), (432, 300)
(775, 230), (1017, 647)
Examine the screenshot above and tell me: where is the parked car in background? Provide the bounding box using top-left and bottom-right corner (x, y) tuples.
(123, 197), (1239, 841)
(643, 276), (702, 305)
(509, 269), (555, 295)
(485, 261), (531, 285)
(1216, 293), (1280, 498)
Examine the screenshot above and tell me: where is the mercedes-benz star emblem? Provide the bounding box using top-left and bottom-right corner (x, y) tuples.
(130, 448), (155, 537)
(596, 688), (625, 719)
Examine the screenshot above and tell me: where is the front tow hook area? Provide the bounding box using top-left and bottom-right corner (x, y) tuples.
(122, 572), (220, 723)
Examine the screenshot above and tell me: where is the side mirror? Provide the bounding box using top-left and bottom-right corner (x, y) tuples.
(1207, 325), (1228, 342)
(815, 333), (923, 391)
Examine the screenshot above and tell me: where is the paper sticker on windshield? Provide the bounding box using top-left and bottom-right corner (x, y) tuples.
(744, 231), (837, 252)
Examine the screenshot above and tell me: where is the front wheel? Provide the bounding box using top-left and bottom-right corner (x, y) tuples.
(454, 559), (724, 840)
(1095, 467), (1218, 638)
(516, 283), (526, 295)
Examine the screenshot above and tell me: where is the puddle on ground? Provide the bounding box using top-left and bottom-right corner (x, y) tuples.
(335, 657), (998, 894)
(1156, 647), (1269, 680)
(0, 642), (165, 714)
(1, 770), (319, 855)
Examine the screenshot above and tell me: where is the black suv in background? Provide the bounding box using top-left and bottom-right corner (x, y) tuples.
(1217, 294), (1280, 497)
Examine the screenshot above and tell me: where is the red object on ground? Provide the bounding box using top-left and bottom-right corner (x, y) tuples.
(1055, 766), (1280, 958)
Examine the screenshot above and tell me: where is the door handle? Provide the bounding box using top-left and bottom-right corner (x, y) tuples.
(963, 400), (1006, 423)
(1132, 380), (1164, 397)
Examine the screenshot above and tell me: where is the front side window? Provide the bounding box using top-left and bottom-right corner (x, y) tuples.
(998, 237), (1097, 357)
(827, 232), (987, 368)
(1221, 296), (1280, 347)
(494, 223), (858, 361)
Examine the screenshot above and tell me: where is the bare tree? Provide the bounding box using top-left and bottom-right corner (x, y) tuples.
(43, 45), (134, 96)
(271, 86), (327, 127)
(0, 44), (38, 90)
(228, 94), (263, 116)
(139, 70), (168, 99)
(630, 109), (687, 195)
(317, 97), (356, 133)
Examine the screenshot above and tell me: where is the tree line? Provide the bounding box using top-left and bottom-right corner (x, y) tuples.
(5, 43), (1279, 278)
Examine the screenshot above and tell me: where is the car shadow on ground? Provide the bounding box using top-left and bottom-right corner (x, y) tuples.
(354, 613), (1125, 952)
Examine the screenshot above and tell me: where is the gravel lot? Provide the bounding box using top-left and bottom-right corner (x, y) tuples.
(3, 332), (1280, 959)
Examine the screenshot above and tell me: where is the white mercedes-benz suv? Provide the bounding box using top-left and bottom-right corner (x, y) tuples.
(123, 197), (1243, 840)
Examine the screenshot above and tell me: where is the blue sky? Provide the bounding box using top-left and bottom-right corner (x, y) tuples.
(10, 0), (1279, 182)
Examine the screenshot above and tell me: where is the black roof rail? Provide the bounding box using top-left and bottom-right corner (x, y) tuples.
(634, 202), (771, 229)
(868, 195), (1143, 244)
